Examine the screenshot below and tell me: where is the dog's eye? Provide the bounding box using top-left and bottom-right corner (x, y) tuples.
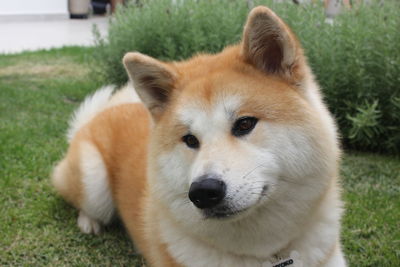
(232, 117), (258, 137)
(182, 134), (200, 149)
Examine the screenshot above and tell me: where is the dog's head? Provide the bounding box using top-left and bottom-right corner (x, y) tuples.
(123, 7), (339, 222)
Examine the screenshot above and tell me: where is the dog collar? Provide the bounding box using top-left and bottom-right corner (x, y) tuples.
(262, 250), (303, 267)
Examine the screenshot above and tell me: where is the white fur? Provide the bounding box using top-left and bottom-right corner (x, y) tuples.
(67, 83), (140, 142)
(79, 142), (115, 228)
(325, 246), (346, 267)
(105, 82), (141, 108)
(67, 85), (115, 142)
(78, 210), (102, 235)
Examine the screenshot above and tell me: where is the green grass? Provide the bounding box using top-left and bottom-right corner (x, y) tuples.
(0, 48), (399, 266)
(341, 153), (400, 266)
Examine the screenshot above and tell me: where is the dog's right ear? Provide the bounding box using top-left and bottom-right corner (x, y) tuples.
(123, 52), (177, 120)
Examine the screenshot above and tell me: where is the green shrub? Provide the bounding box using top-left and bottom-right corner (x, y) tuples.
(92, 0), (400, 154)
(92, 0), (249, 85)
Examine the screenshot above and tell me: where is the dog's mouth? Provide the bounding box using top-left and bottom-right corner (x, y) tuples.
(202, 206), (247, 219)
(201, 185), (269, 220)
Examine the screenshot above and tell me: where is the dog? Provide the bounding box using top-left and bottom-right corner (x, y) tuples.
(52, 6), (346, 266)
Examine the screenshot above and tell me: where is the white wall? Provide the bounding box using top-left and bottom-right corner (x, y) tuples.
(0, 0), (68, 16)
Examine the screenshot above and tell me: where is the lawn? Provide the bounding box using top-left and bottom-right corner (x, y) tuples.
(0, 48), (399, 266)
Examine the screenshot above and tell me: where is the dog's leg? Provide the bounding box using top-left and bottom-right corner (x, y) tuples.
(78, 141), (115, 234)
(52, 139), (115, 234)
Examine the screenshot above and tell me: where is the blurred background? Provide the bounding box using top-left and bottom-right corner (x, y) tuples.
(0, 0), (125, 53)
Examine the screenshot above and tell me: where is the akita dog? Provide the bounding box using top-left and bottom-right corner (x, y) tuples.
(52, 6), (346, 267)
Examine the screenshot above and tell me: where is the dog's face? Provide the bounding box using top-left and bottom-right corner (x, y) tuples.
(124, 7), (338, 223)
(154, 70), (312, 220)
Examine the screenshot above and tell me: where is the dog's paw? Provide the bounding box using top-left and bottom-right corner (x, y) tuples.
(77, 211), (102, 235)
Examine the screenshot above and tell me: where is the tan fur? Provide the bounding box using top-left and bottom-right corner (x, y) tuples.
(52, 142), (83, 209)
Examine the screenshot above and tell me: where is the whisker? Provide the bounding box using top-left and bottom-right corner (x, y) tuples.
(241, 164), (266, 180)
(280, 177), (307, 186)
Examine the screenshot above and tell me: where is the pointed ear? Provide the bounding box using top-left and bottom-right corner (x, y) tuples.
(123, 52), (177, 119)
(241, 6), (302, 81)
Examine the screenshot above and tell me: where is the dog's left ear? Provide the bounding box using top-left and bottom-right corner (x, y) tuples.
(241, 6), (303, 82)
(123, 52), (177, 120)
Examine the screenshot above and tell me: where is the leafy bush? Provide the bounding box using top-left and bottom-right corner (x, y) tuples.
(92, 0), (249, 85)
(92, 0), (400, 154)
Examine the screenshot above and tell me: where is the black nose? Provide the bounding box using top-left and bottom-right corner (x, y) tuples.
(189, 178), (226, 209)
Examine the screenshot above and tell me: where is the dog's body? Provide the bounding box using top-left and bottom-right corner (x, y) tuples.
(52, 6), (346, 266)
